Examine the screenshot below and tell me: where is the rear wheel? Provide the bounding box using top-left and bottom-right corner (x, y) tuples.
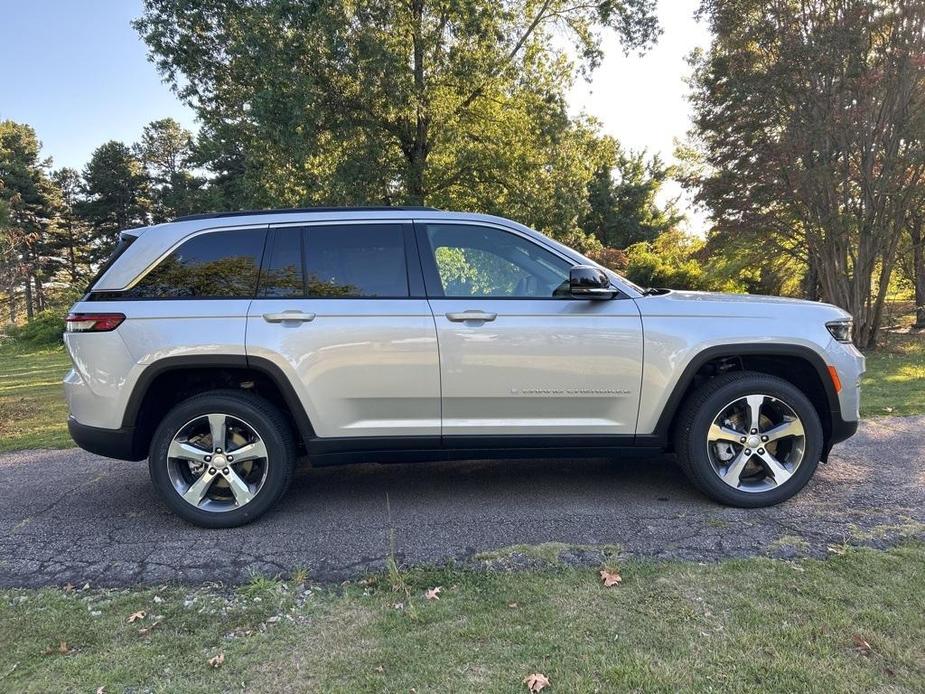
(148, 390), (295, 527)
(673, 372), (823, 507)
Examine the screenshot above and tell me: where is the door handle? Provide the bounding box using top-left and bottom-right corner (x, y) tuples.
(445, 310), (497, 323)
(263, 311), (316, 323)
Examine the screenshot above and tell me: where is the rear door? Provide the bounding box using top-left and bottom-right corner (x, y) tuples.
(418, 221), (643, 438)
(246, 220), (441, 440)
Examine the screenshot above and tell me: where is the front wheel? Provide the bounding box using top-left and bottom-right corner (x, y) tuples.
(148, 390), (296, 528)
(673, 372), (823, 507)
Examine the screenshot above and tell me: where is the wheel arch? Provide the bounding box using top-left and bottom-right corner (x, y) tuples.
(644, 344), (840, 452)
(122, 355), (315, 458)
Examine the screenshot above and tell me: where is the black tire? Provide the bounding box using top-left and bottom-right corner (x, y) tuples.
(148, 390), (296, 528)
(673, 371), (823, 508)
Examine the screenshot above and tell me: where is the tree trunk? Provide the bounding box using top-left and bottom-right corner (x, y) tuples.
(403, 0), (430, 206)
(34, 276), (46, 312)
(23, 278), (34, 321)
(803, 247), (821, 301)
(911, 220), (925, 329)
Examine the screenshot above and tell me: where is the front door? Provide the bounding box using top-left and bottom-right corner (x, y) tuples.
(418, 221), (643, 438)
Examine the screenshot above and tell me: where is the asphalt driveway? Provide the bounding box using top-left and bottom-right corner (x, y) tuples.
(1, 416), (922, 588)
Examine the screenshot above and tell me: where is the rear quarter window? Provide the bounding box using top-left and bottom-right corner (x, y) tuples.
(124, 228), (267, 299)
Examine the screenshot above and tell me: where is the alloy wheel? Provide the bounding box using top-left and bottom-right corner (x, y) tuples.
(705, 394), (807, 493)
(165, 413), (270, 512)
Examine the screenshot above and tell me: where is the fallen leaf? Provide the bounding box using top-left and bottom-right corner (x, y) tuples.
(127, 610), (146, 624)
(852, 634), (873, 656)
(44, 641), (71, 655)
(508, 603), (519, 609)
(96, 688), (105, 694)
(62, 583), (75, 593)
(424, 586), (442, 601)
(208, 653), (225, 668)
(375, 665), (385, 673)
(600, 569), (622, 587)
(524, 672), (550, 692)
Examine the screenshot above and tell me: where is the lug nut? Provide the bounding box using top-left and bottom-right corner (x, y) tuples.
(226, 455), (233, 462)
(208, 467), (216, 475)
(204, 455), (212, 462)
(761, 435), (769, 442)
(222, 467), (229, 475)
(757, 448), (765, 455)
(744, 449), (752, 455)
(740, 437), (746, 443)
(215, 448), (222, 453)
(750, 428), (758, 435)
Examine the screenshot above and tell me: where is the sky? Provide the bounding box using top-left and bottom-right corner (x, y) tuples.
(0, 0), (710, 233)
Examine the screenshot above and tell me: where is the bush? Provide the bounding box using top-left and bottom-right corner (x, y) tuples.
(7, 310), (65, 347)
(623, 230), (747, 292)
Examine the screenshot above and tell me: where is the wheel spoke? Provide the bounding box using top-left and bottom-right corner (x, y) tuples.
(708, 423), (744, 444)
(182, 469), (218, 506)
(745, 394), (765, 432)
(758, 450), (792, 486)
(721, 449), (750, 487)
(208, 414), (227, 452)
(168, 440), (209, 462)
(223, 467), (255, 506)
(762, 418), (804, 442)
(230, 439), (268, 463)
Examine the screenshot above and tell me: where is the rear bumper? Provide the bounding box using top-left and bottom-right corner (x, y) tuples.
(68, 417), (145, 461)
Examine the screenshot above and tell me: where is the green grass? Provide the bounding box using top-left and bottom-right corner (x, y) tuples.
(1, 544), (922, 692)
(0, 342), (71, 452)
(0, 325), (921, 454)
(861, 331), (925, 417)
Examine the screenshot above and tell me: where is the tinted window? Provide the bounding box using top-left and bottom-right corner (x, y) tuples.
(259, 230), (303, 297)
(424, 224), (572, 298)
(303, 224), (408, 297)
(126, 228), (266, 298)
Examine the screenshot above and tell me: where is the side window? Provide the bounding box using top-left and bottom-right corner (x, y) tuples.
(423, 224), (572, 298)
(126, 228), (266, 299)
(259, 230), (303, 298)
(303, 224), (409, 297)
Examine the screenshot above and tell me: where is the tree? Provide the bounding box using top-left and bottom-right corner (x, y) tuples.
(902, 208), (925, 329)
(135, 0), (660, 244)
(582, 147), (682, 249)
(80, 141), (152, 262)
(689, 0), (925, 347)
(0, 120), (60, 320)
(52, 167), (92, 283)
(136, 118), (209, 220)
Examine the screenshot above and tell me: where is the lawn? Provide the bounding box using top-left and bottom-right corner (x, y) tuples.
(861, 330), (925, 417)
(1, 544), (922, 692)
(0, 343), (71, 452)
(0, 328), (920, 454)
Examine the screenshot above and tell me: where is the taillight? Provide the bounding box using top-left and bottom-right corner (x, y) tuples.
(65, 313), (125, 333)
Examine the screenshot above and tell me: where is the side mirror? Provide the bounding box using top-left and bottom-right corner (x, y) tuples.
(569, 265), (616, 299)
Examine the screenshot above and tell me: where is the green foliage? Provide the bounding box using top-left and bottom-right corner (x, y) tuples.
(79, 141), (152, 263)
(624, 229), (745, 292)
(134, 0), (660, 246)
(136, 118), (210, 220)
(6, 310), (64, 346)
(583, 149), (682, 249)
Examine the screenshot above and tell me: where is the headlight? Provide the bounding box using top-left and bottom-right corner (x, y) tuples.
(826, 319), (853, 343)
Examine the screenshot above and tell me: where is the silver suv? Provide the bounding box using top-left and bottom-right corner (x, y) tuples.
(64, 208), (864, 527)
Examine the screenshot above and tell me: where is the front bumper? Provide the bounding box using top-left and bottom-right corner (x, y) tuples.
(68, 417), (145, 461)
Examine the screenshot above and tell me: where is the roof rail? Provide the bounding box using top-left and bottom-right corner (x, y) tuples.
(172, 206), (439, 222)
